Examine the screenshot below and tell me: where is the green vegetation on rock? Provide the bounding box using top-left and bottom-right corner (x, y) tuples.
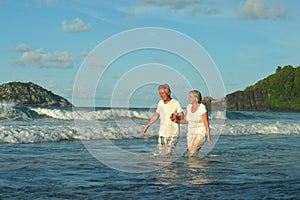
(245, 65), (300, 110)
(0, 82), (72, 107)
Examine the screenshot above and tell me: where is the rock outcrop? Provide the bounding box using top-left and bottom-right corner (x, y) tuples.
(202, 96), (226, 111)
(203, 88), (297, 112)
(226, 89), (269, 111)
(201, 90), (270, 111)
(0, 82), (72, 107)
(225, 65), (300, 112)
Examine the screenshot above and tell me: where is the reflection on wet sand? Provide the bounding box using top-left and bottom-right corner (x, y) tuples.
(184, 156), (213, 185)
(155, 156), (214, 187)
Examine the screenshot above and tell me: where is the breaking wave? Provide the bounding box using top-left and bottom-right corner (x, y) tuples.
(0, 103), (152, 121)
(0, 103), (299, 144)
(0, 119), (299, 144)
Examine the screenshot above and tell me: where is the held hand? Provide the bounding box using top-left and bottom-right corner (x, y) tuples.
(207, 138), (213, 146)
(170, 113), (177, 122)
(142, 126), (148, 134)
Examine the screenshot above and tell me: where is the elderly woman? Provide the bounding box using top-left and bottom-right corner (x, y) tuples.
(172, 90), (212, 156)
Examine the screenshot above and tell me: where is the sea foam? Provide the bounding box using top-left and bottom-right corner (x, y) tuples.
(0, 103), (299, 144)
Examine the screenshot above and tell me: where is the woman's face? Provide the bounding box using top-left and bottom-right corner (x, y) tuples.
(189, 93), (197, 104)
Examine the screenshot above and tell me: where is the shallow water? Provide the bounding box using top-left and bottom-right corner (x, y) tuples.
(1, 135), (299, 199)
(0, 105), (300, 199)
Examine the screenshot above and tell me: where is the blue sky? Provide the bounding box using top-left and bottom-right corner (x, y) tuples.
(1, 0), (299, 107)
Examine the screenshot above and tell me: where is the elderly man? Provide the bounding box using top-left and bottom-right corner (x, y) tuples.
(142, 84), (183, 155)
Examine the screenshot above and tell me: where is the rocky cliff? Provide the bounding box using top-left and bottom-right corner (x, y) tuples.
(225, 88), (300, 112)
(226, 89), (270, 111)
(225, 65), (300, 112)
(0, 82), (72, 107)
(205, 88), (300, 112)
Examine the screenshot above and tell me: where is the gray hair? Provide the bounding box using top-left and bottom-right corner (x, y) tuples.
(158, 84), (171, 93)
(190, 90), (202, 103)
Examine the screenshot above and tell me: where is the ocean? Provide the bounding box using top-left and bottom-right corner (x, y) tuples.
(0, 102), (299, 199)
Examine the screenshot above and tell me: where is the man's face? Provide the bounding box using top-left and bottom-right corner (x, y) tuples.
(159, 88), (170, 102)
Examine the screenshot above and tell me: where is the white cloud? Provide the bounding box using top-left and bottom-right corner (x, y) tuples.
(79, 9), (112, 23)
(79, 50), (89, 57)
(138, 0), (198, 9)
(49, 80), (56, 88)
(10, 44), (31, 52)
(13, 48), (74, 68)
(62, 18), (93, 32)
(119, 0), (220, 18)
(238, 0), (287, 19)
